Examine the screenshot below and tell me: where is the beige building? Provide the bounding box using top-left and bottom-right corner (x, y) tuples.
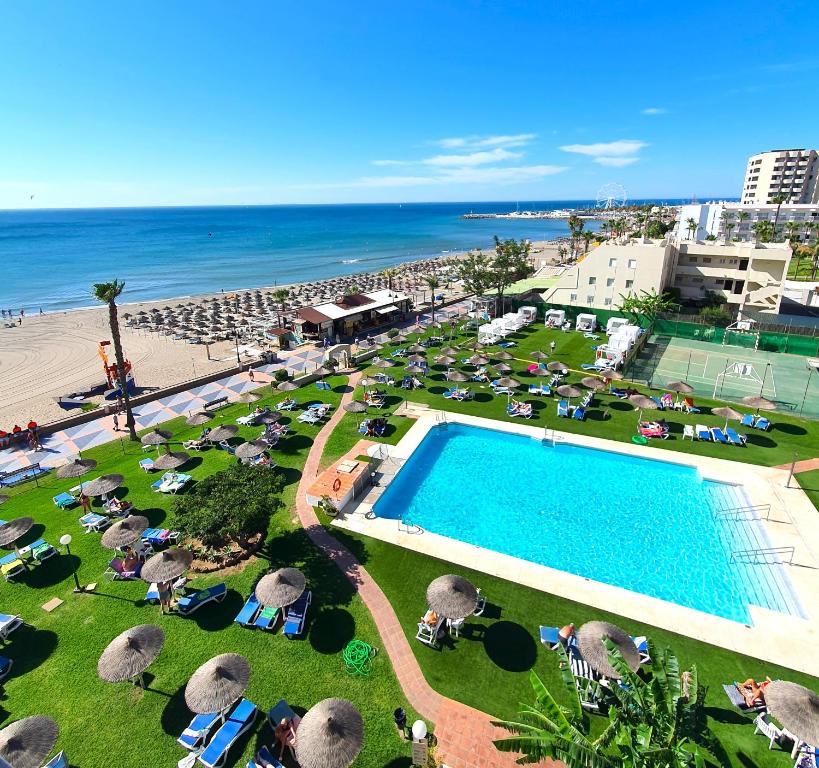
(542, 240), (792, 314)
(741, 149), (819, 204)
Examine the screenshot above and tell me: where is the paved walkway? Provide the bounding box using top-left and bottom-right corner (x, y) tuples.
(294, 369), (540, 768)
(775, 457), (819, 473)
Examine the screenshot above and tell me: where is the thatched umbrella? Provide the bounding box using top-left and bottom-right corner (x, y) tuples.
(277, 380), (299, 392)
(462, 340), (483, 351)
(235, 440), (268, 460)
(97, 624), (165, 685)
(666, 381), (694, 394)
(153, 451), (190, 471)
(405, 364), (426, 375)
(140, 548), (193, 583)
(446, 370), (470, 383)
(238, 392), (261, 405)
(0, 517), (33, 548)
(255, 567), (306, 608)
(628, 393), (656, 410)
(427, 574), (478, 619)
(140, 429), (172, 447)
(468, 354), (490, 367)
(0, 715), (59, 768)
(494, 363), (513, 374)
(576, 621), (639, 679)
(373, 358), (395, 369)
(408, 344), (426, 354)
(440, 346), (459, 355)
(599, 368), (623, 380)
(743, 394), (776, 412)
(185, 654), (250, 714)
(765, 681), (819, 748)
(494, 350), (514, 360)
(581, 376), (607, 391)
(257, 411), (281, 425)
(496, 377), (521, 391)
(82, 473), (124, 498)
(101, 515), (149, 550)
(712, 406), (743, 431)
(407, 354), (426, 364)
(55, 458), (97, 480)
(295, 698), (364, 768)
(315, 366), (334, 377)
(207, 424), (239, 442)
(557, 384), (582, 400)
(435, 355), (456, 366)
(0, 495), (8, 505)
(546, 361), (569, 373)
(185, 411), (214, 427)
(344, 401), (368, 414)
(530, 351), (548, 361)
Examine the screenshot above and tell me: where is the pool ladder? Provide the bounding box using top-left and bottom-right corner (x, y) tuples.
(542, 427), (558, 446)
(713, 504), (773, 522)
(435, 412), (448, 428)
(730, 546), (795, 566)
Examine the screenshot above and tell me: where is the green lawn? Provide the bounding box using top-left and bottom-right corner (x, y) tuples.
(1, 375), (416, 768)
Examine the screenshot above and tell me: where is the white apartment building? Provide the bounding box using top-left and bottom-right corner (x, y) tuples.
(542, 240), (791, 314)
(741, 149), (819, 204)
(677, 202), (819, 242)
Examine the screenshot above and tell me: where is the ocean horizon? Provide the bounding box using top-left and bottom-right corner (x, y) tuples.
(1, 199), (693, 312)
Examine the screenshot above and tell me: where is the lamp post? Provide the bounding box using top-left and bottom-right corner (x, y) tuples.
(60, 533), (83, 593)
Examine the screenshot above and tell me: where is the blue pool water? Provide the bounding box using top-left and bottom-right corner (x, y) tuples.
(373, 424), (802, 624)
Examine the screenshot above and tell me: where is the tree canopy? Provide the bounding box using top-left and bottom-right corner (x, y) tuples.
(617, 288), (677, 327)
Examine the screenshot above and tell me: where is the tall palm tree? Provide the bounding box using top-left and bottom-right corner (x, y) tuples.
(92, 280), (137, 440)
(784, 221), (800, 244)
(720, 211), (734, 243)
(581, 230), (594, 255)
(272, 288), (289, 326)
(383, 268), (396, 291)
(424, 275), (440, 322)
(685, 217), (697, 240)
(725, 222), (736, 242)
(567, 214), (583, 256)
(737, 210), (750, 240)
(771, 193), (787, 240)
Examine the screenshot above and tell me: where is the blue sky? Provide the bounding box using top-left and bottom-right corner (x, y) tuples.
(1, 0), (818, 208)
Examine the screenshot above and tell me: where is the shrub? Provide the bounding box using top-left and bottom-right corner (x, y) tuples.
(705, 234), (717, 241)
(274, 368), (290, 382)
(699, 305), (732, 326)
(387, 328), (399, 338)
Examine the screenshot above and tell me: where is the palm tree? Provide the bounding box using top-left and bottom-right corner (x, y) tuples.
(567, 214), (583, 256)
(784, 221), (800, 244)
(558, 245), (568, 264)
(92, 280), (137, 441)
(725, 223), (736, 242)
(581, 230), (594, 255)
(771, 193), (787, 240)
(737, 210), (750, 240)
(751, 220), (774, 244)
(424, 275), (440, 322)
(685, 217), (697, 240)
(720, 211), (734, 243)
(272, 288), (289, 326)
(383, 268), (396, 291)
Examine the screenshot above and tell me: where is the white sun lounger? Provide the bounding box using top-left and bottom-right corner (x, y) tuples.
(0, 614), (23, 642)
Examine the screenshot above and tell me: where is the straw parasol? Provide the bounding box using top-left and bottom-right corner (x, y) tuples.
(55, 458), (97, 480)
(97, 624), (165, 684)
(295, 698), (364, 768)
(446, 370), (470, 382)
(496, 376), (520, 390)
(343, 401), (368, 414)
(581, 376), (607, 391)
(530, 351), (548, 361)
(257, 410), (281, 425)
(82, 473), (124, 498)
(0, 495), (8, 505)
(0, 715), (59, 768)
(576, 621), (640, 679)
(546, 361), (568, 372)
(405, 364), (426, 375)
(628, 393), (657, 410)
(435, 355), (456, 365)
(743, 394), (776, 411)
(469, 354), (490, 366)
(665, 381), (694, 394)
(238, 392), (261, 405)
(462, 340), (483, 350)
(235, 440), (268, 460)
(494, 363), (513, 374)
(185, 654), (250, 714)
(255, 567), (306, 608)
(440, 346), (459, 355)
(556, 384), (582, 399)
(765, 681), (819, 748)
(140, 429), (172, 447)
(599, 368), (623, 380)
(140, 548), (193, 583)
(531, 366), (550, 377)
(153, 451), (190, 471)
(0, 517), (33, 548)
(407, 354), (426, 364)
(427, 574), (478, 619)
(373, 358), (395, 368)
(101, 515), (149, 550)
(712, 406), (743, 431)
(185, 411), (213, 426)
(408, 344), (426, 354)
(494, 350), (514, 360)
(277, 380), (299, 391)
(207, 424), (239, 442)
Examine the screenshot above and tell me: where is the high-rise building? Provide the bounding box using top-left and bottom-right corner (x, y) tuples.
(741, 149), (819, 204)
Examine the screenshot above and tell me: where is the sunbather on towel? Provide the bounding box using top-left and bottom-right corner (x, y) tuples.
(559, 623), (575, 644)
(736, 676), (772, 707)
(122, 552), (140, 574)
(424, 610), (439, 627)
(274, 716), (300, 759)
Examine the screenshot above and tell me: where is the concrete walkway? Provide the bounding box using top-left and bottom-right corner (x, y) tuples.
(294, 369), (540, 768)
(775, 457), (819, 474)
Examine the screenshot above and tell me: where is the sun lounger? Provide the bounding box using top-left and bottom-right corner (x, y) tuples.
(1, 558), (25, 581)
(153, 472), (192, 494)
(145, 576), (187, 602)
(754, 713), (786, 750)
(246, 745), (283, 768)
(557, 400), (569, 417)
(141, 528), (179, 547)
(267, 699), (297, 729)
(178, 711), (223, 751)
(42, 751), (67, 768)
(682, 397), (701, 414)
(297, 411), (321, 425)
(539, 625), (560, 650)
(710, 427), (729, 444)
(609, 387), (628, 398)
(139, 457), (155, 472)
(416, 610), (445, 647)
(183, 439), (206, 451)
(197, 698), (258, 768)
(177, 583), (227, 615)
(0, 655), (12, 681)
(682, 424), (695, 440)
(572, 406), (586, 421)
(254, 606), (279, 631)
(695, 424), (711, 441)
(631, 635), (650, 664)
(722, 682), (767, 712)
(104, 557), (141, 580)
(79, 512), (110, 532)
(283, 590), (311, 638)
(234, 593), (261, 627)
(275, 399), (298, 411)
(726, 428), (747, 446)
(28, 539), (57, 562)
(0, 614), (23, 641)
(53, 492), (76, 509)
(740, 413), (755, 428)
(755, 416), (772, 431)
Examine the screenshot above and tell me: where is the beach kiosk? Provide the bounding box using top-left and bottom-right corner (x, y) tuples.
(544, 308), (566, 328)
(576, 313), (597, 332)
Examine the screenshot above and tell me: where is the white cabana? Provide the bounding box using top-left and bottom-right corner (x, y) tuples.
(478, 324), (501, 344)
(575, 313), (597, 332)
(502, 312), (524, 330)
(605, 317), (630, 335)
(544, 309), (566, 328)
(518, 306), (537, 324)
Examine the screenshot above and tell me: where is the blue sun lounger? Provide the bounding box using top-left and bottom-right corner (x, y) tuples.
(42, 751), (68, 768)
(254, 606), (279, 631)
(283, 590), (311, 638)
(52, 492), (75, 509)
(245, 746), (282, 768)
(234, 593), (261, 626)
(197, 698), (258, 768)
(177, 583), (227, 616)
(178, 711), (223, 751)
(710, 427), (729, 444)
(557, 400), (569, 417)
(755, 416), (772, 431)
(539, 625), (560, 649)
(725, 428), (747, 446)
(740, 413), (755, 428)
(572, 406), (586, 421)
(695, 424), (711, 441)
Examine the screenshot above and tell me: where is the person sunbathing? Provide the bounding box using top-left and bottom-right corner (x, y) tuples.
(737, 676), (772, 707)
(122, 551), (140, 574)
(274, 717), (299, 759)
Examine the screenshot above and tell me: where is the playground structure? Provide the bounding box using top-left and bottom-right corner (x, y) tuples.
(97, 341), (136, 399)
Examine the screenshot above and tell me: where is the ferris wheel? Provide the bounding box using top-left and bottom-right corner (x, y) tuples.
(595, 183), (628, 209)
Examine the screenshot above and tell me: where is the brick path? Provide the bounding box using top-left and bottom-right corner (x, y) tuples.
(775, 457), (819, 473)
(294, 370), (540, 768)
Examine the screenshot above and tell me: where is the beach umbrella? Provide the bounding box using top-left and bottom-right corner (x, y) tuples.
(434, 355), (456, 365)
(55, 458), (97, 479)
(440, 346), (459, 355)
(743, 395), (776, 412)
(185, 654), (250, 714)
(408, 344), (426, 354)
(101, 515), (149, 550)
(152, 451), (190, 471)
(576, 621), (639, 679)
(185, 411), (213, 427)
(0, 495), (8, 505)
(599, 368), (623, 380)
(496, 377), (521, 389)
(277, 380), (299, 391)
(765, 681), (819, 748)
(407, 354), (426, 364)
(628, 393), (657, 410)
(462, 340), (483, 351)
(343, 401), (367, 413)
(494, 350), (514, 360)
(666, 381), (694, 394)
(530, 351), (548, 361)
(315, 366), (334, 377)
(494, 363), (513, 374)
(546, 361), (569, 373)
(530, 366), (550, 377)
(373, 358), (395, 368)
(469, 354), (490, 366)
(140, 548), (193, 583)
(581, 376), (607, 391)
(712, 406), (743, 431)
(80, 473), (124, 498)
(235, 440), (268, 460)
(405, 364), (426, 375)
(97, 624), (165, 685)
(295, 698), (364, 768)
(426, 574), (478, 619)
(257, 411), (282, 425)
(140, 429), (172, 447)
(557, 384), (582, 399)
(237, 392), (261, 404)
(255, 567), (306, 608)
(207, 424), (239, 442)
(0, 517), (33, 548)
(446, 370), (470, 382)
(0, 715), (59, 768)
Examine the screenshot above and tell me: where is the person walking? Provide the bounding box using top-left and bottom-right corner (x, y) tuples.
(112, 412), (119, 432)
(157, 581), (174, 614)
(248, 368), (255, 383)
(550, 340), (556, 353)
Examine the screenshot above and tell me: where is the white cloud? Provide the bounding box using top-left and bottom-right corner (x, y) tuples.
(422, 148), (522, 167)
(433, 133), (536, 150)
(371, 159), (411, 166)
(594, 157), (639, 167)
(559, 139), (648, 158)
(642, 107), (666, 115)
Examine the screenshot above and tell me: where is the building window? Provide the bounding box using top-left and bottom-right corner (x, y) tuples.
(689, 256), (698, 263)
(609, 258), (617, 268)
(628, 259), (637, 269)
(604, 298), (612, 306)
(569, 293), (577, 302)
(606, 278), (615, 287)
(588, 276), (596, 285)
(702, 257), (711, 263)
(625, 279), (634, 289)
(586, 295), (595, 304)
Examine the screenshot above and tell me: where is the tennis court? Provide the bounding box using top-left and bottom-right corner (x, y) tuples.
(630, 336), (819, 419)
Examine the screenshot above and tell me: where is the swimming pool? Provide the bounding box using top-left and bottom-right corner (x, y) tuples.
(373, 423), (802, 624)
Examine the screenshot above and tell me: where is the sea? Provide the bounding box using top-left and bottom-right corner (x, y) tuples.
(0, 200), (689, 313)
